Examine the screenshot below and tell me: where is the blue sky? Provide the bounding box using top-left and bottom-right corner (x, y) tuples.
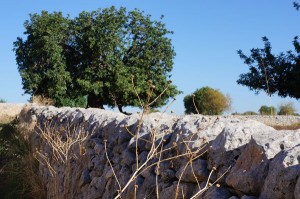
(1, 0), (299, 115)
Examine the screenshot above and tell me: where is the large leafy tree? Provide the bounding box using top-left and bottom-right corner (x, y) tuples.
(13, 11), (85, 107)
(14, 7), (180, 113)
(237, 3), (300, 99)
(74, 7), (180, 113)
(14, 11), (72, 103)
(184, 87), (231, 115)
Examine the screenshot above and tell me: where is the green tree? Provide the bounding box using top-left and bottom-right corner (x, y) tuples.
(0, 98), (6, 103)
(237, 37), (300, 99)
(237, 3), (300, 99)
(13, 11), (80, 106)
(259, 105), (276, 115)
(14, 7), (180, 113)
(243, 111), (258, 115)
(74, 7), (180, 113)
(278, 102), (297, 115)
(184, 87), (231, 115)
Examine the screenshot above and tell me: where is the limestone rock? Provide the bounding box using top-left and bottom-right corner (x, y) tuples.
(201, 185), (232, 199)
(209, 119), (300, 196)
(260, 144), (300, 199)
(80, 169), (91, 187)
(241, 195), (258, 199)
(175, 159), (209, 183)
(159, 181), (196, 199)
(17, 106), (300, 199)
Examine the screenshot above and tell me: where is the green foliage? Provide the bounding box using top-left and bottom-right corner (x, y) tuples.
(184, 86), (231, 115)
(0, 122), (42, 199)
(237, 4), (300, 100)
(294, 2), (300, 10)
(242, 111), (258, 115)
(0, 98), (6, 103)
(14, 7), (180, 112)
(149, 108), (160, 113)
(237, 37), (300, 99)
(259, 105), (276, 115)
(14, 11), (72, 104)
(278, 102), (297, 115)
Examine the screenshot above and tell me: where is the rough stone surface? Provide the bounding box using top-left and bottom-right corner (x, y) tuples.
(202, 185), (232, 199)
(175, 159), (209, 183)
(241, 195), (258, 199)
(17, 106), (300, 199)
(209, 119), (300, 195)
(260, 145), (300, 199)
(0, 103), (27, 122)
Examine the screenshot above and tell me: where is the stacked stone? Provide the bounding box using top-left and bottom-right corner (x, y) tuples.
(19, 106), (300, 199)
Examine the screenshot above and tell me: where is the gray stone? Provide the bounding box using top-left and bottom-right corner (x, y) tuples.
(17, 106), (300, 199)
(120, 149), (136, 166)
(229, 196), (239, 199)
(159, 181), (196, 199)
(260, 144), (300, 199)
(241, 195), (257, 199)
(161, 169), (176, 181)
(88, 176), (106, 199)
(80, 169), (91, 187)
(175, 159), (209, 183)
(295, 175), (300, 199)
(200, 185), (232, 199)
(225, 139), (269, 196)
(209, 119), (300, 195)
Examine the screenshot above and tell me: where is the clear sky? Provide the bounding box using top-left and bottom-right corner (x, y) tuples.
(1, 0), (299, 115)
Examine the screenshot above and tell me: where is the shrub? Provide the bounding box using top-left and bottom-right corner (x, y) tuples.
(0, 122), (45, 199)
(243, 111), (258, 115)
(184, 86), (231, 115)
(278, 102), (297, 115)
(0, 98), (6, 103)
(259, 105), (276, 115)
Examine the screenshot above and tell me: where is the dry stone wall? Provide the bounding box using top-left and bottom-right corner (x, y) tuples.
(19, 106), (300, 199)
(0, 103), (26, 122)
(232, 115), (300, 126)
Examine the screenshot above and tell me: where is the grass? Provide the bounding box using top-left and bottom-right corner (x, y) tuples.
(271, 122), (300, 130)
(0, 121), (45, 199)
(0, 115), (15, 125)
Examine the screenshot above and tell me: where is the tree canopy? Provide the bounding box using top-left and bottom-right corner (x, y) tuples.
(278, 102), (297, 115)
(184, 86), (231, 115)
(14, 7), (180, 113)
(237, 3), (300, 100)
(259, 105), (276, 115)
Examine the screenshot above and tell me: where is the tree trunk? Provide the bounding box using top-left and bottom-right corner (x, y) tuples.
(86, 93), (104, 109)
(117, 105), (131, 115)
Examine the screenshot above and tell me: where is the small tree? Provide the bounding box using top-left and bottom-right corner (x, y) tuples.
(184, 87), (231, 115)
(259, 105), (276, 115)
(278, 102), (296, 115)
(237, 3), (300, 99)
(0, 98), (6, 103)
(243, 111), (258, 115)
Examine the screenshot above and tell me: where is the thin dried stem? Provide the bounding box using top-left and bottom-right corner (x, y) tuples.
(190, 165), (232, 199)
(148, 82), (171, 107)
(131, 76), (144, 109)
(192, 94), (200, 114)
(104, 140), (122, 192)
